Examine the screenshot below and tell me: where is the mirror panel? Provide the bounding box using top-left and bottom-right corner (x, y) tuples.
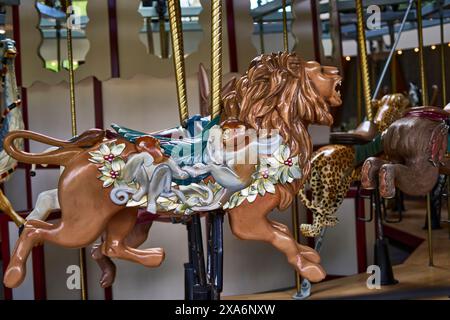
(138, 0), (203, 59)
(36, 0), (90, 72)
(250, 0), (295, 54)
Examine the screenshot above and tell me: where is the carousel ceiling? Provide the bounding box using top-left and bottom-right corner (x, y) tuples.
(251, 0), (449, 41)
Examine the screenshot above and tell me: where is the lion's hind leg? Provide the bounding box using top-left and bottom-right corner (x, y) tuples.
(102, 208), (165, 268)
(229, 194), (326, 283)
(91, 221), (154, 288)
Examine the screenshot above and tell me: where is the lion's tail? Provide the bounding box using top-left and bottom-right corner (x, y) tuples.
(4, 130), (103, 167)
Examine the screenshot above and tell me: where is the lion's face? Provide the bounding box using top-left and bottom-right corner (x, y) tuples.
(305, 61), (342, 107)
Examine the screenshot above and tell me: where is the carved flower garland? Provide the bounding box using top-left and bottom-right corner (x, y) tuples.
(89, 142), (301, 212)
(224, 145), (301, 209)
(89, 142), (127, 188)
(157, 181), (223, 214)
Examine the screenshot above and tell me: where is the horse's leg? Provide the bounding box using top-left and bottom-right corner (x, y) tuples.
(269, 220), (321, 263)
(379, 163), (439, 198)
(91, 221), (153, 288)
(102, 208), (164, 267)
(228, 193), (326, 283)
(361, 157), (389, 190)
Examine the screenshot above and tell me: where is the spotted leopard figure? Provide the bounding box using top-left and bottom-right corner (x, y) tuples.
(298, 93), (410, 237)
(298, 145), (355, 237)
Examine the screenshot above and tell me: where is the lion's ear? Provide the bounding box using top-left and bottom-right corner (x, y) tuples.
(222, 77), (236, 98)
(223, 93), (239, 120)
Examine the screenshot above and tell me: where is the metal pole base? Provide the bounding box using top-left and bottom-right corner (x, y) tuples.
(184, 263), (195, 300)
(374, 238), (398, 285)
(292, 279), (312, 300)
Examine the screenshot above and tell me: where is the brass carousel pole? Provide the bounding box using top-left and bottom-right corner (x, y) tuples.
(281, 0), (300, 294)
(355, 0), (373, 120)
(416, 0), (434, 267)
(257, 0), (265, 54)
(168, 0), (189, 125)
(65, 0), (87, 300)
(210, 0), (223, 119)
(281, 0), (289, 52)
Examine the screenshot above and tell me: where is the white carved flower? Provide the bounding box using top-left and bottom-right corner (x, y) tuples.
(266, 145), (302, 184)
(223, 144), (304, 210)
(253, 166), (277, 196)
(89, 142), (126, 164)
(89, 142), (126, 188)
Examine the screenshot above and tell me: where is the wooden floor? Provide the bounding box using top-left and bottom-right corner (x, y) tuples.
(225, 201), (450, 300)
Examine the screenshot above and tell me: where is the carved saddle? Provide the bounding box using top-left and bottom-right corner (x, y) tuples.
(403, 106), (450, 122)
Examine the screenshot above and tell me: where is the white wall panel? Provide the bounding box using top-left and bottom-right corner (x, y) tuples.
(27, 78), (96, 153)
(320, 199), (358, 276)
(30, 169), (60, 205)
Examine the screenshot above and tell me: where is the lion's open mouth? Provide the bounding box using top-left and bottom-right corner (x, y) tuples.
(330, 80), (342, 106)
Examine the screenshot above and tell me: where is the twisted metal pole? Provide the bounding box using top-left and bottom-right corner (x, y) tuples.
(168, 0), (189, 125)
(356, 0), (373, 120)
(65, 0), (87, 300)
(210, 0), (223, 119)
(281, 0), (289, 51)
(66, 2), (77, 137)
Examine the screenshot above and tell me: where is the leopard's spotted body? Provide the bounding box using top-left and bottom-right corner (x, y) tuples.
(298, 145), (355, 237)
(298, 93), (410, 237)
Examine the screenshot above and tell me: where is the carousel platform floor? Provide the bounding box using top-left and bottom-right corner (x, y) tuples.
(224, 200), (450, 300)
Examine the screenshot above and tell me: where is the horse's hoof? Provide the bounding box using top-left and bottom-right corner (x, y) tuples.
(296, 255), (326, 283)
(379, 167), (395, 199)
(4, 265), (26, 288)
(361, 161), (376, 189)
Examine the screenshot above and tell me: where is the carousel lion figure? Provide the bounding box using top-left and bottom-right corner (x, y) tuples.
(3, 52), (342, 289)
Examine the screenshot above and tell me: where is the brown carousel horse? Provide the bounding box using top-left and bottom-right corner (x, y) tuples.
(3, 52), (342, 289)
(361, 105), (450, 198)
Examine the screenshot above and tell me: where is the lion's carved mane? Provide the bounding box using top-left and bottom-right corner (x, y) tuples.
(223, 52), (334, 209)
